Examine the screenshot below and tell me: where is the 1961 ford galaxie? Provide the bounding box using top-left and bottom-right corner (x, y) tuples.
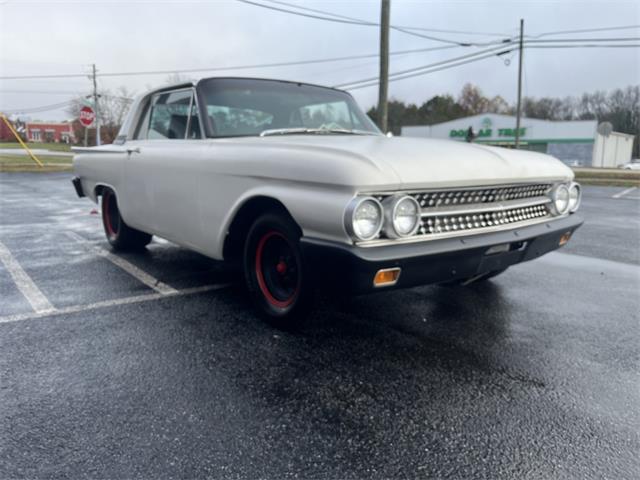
(72, 77), (583, 327)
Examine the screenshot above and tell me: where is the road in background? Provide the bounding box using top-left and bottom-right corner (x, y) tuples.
(0, 173), (638, 479)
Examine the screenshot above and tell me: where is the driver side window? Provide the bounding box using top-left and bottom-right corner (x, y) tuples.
(136, 89), (201, 140)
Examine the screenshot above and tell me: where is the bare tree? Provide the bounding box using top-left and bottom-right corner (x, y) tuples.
(487, 95), (510, 114)
(67, 86), (135, 144)
(165, 73), (196, 85)
(458, 83), (489, 115)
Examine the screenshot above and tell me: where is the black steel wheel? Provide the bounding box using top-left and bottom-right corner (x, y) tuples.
(243, 212), (314, 327)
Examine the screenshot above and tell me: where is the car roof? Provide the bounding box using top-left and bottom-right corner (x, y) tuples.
(154, 77), (349, 96)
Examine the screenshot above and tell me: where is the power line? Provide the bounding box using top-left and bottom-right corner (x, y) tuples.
(524, 37), (640, 43)
(264, 0), (511, 37)
(236, 0), (372, 26)
(250, 0), (640, 49)
(236, 0), (514, 46)
(0, 72), (88, 80)
(260, 1), (640, 44)
(336, 43), (516, 88)
(0, 90), (83, 95)
(338, 42), (640, 91)
(530, 24), (640, 38)
(263, 1), (639, 40)
(340, 40), (639, 88)
(526, 43), (640, 49)
(4, 45), (637, 113)
(0, 45), (460, 81)
(2, 93), (133, 114)
(3, 100), (75, 114)
(342, 51), (512, 91)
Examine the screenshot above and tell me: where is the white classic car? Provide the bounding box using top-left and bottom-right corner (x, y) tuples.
(72, 77), (583, 326)
(621, 160), (640, 170)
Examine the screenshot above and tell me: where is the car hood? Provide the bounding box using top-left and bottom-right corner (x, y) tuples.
(213, 135), (573, 190)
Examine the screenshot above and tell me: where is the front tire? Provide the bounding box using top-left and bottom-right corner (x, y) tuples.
(243, 213), (314, 328)
(101, 188), (152, 251)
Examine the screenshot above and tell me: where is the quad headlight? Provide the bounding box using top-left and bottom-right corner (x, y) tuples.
(346, 197), (383, 241)
(551, 184), (570, 215)
(383, 195), (421, 238)
(346, 195), (422, 241)
(550, 182), (581, 215)
(568, 182), (581, 212)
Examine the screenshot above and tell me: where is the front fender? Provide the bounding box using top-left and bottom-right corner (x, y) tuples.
(213, 179), (356, 259)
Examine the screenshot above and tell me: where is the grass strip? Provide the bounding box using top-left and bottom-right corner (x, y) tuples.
(0, 142), (72, 152)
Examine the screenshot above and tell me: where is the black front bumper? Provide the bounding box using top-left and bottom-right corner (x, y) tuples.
(301, 214), (583, 294)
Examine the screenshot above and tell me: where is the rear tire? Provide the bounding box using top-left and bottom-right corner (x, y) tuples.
(101, 188), (152, 251)
(243, 213), (314, 328)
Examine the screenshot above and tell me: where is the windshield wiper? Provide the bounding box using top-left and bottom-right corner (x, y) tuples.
(260, 128), (310, 137)
(260, 127), (378, 137)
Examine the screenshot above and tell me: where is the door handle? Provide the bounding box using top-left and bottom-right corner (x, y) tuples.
(126, 147), (141, 154)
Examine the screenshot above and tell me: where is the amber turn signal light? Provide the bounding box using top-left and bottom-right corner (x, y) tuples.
(373, 268), (401, 287)
(559, 231), (572, 246)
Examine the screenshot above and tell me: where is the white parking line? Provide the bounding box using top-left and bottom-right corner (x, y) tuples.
(65, 231), (179, 295)
(0, 284), (230, 325)
(612, 186), (638, 199)
(0, 240), (56, 314)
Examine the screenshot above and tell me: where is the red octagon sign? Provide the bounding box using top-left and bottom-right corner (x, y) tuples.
(79, 105), (95, 127)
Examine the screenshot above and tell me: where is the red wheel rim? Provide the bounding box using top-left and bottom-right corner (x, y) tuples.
(255, 231), (300, 309)
(103, 191), (120, 238)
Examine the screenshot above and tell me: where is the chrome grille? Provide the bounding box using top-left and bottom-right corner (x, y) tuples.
(411, 184), (551, 208)
(418, 203), (550, 235)
(365, 183), (555, 244)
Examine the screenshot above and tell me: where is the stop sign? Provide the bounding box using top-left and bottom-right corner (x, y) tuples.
(79, 105), (95, 127)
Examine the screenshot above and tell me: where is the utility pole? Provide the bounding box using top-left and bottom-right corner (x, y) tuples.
(377, 0), (390, 133)
(91, 63), (101, 146)
(514, 19), (524, 149)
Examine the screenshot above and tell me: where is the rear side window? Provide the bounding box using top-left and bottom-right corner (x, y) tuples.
(138, 89), (201, 140)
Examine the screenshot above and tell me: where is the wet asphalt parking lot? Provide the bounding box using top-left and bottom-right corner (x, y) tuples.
(0, 173), (638, 479)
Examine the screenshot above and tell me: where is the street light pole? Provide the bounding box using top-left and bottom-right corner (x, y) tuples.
(515, 19), (524, 149)
(92, 63), (101, 146)
(377, 0), (390, 133)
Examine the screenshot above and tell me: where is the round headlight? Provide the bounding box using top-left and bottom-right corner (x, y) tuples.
(347, 197), (383, 241)
(383, 195), (421, 238)
(568, 182), (581, 212)
(552, 184), (570, 215)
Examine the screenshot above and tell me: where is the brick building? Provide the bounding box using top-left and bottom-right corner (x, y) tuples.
(25, 122), (76, 144)
(0, 119), (14, 141)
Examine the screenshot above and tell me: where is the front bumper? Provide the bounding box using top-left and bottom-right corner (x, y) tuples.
(301, 214), (583, 294)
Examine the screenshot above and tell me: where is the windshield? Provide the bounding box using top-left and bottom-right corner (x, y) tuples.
(197, 78), (381, 138)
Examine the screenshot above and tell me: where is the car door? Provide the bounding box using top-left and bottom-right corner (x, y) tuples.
(123, 88), (204, 245)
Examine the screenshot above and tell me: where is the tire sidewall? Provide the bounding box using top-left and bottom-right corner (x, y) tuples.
(101, 188), (121, 246)
(243, 213), (313, 325)
(100, 188), (151, 250)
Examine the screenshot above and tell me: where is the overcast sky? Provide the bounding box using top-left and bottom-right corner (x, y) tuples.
(1, 0), (638, 121)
